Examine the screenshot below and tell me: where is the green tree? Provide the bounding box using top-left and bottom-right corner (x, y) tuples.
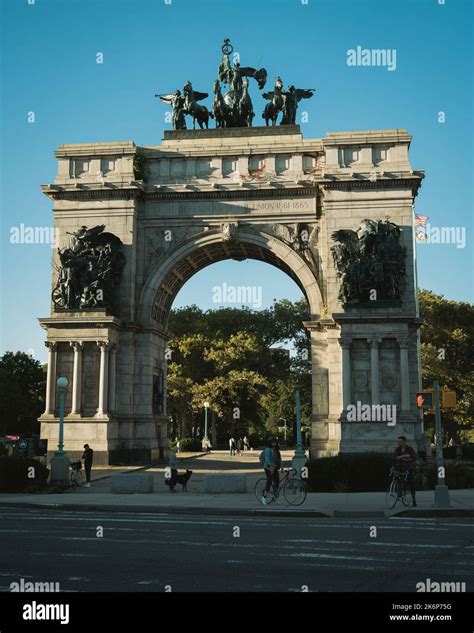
(166, 300), (312, 446)
(419, 290), (474, 442)
(0, 352), (46, 436)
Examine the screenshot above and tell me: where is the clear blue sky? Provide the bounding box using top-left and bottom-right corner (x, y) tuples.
(1, 0), (472, 362)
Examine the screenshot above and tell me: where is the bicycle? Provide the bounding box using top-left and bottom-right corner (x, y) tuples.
(255, 467), (307, 507)
(385, 465), (412, 509)
(69, 461), (84, 488)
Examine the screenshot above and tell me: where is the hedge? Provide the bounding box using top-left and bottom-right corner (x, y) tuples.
(305, 452), (474, 493)
(177, 437), (203, 452)
(0, 456), (49, 493)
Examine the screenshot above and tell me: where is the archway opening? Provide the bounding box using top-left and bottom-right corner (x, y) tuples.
(143, 236), (321, 453)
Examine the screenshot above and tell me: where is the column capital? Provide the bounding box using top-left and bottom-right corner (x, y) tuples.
(339, 337), (352, 350)
(397, 336), (409, 348)
(97, 340), (111, 351)
(45, 341), (58, 351)
(368, 337), (382, 348)
(70, 340), (84, 351)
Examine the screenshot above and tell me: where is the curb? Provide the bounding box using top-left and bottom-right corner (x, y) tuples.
(3, 500), (473, 518)
(396, 508), (474, 518)
(0, 501), (330, 517)
(333, 510), (386, 518)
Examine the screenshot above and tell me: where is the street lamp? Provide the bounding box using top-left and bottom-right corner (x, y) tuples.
(50, 376), (70, 483)
(292, 384), (307, 479)
(204, 401), (210, 441)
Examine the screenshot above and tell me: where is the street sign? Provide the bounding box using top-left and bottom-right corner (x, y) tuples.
(416, 392), (433, 409)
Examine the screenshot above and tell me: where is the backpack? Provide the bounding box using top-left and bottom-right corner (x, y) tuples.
(259, 450), (265, 466)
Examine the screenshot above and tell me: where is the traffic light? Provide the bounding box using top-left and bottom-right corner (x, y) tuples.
(416, 392), (433, 409)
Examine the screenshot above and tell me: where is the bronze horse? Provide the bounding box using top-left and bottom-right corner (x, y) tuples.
(183, 81), (214, 129)
(262, 76), (284, 126)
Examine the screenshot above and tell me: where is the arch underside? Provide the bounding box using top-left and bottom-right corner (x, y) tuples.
(151, 239), (311, 327)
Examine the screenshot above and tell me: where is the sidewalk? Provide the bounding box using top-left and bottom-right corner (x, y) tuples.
(2, 451), (473, 518)
(1, 486), (473, 518)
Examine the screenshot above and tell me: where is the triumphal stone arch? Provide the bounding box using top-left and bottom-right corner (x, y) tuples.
(38, 124), (425, 464)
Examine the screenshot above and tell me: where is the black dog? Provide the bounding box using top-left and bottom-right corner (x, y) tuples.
(165, 469), (192, 491)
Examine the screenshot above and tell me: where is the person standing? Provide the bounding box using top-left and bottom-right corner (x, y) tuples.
(260, 437), (283, 505)
(82, 444), (94, 488)
(243, 435), (249, 451)
(394, 436), (417, 507)
(229, 437), (236, 456)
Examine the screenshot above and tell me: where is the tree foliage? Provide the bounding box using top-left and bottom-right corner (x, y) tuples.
(419, 289), (474, 440)
(0, 352), (46, 436)
(167, 300), (311, 445)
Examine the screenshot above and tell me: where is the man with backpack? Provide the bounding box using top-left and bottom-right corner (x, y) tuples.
(259, 437), (283, 505)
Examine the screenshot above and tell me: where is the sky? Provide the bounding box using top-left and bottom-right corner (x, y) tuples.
(0, 0), (473, 362)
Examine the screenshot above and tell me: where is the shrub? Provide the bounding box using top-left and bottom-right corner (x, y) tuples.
(0, 456), (49, 493)
(418, 461), (474, 489)
(177, 437), (202, 452)
(305, 453), (474, 493)
(305, 452), (394, 493)
(462, 444), (474, 460)
(443, 446), (457, 459)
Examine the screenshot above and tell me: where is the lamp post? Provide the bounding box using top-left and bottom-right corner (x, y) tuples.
(292, 384), (307, 479)
(204, 401), (210, 442)
(50, 376), (70, 483)
(433, 380), (451, 507)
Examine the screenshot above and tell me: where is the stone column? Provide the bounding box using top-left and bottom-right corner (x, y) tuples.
(368, 338), (381, 404)
(97, 341), (110, 416)
(108, 344), (117, 413)
(45, 342), (57, 414)
(339, 337), (352, 410)
(398, 337), (410, 411)
(70, 341), (83, 415)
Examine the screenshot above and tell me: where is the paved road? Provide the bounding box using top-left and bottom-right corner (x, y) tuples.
(1, 508), (473, 592)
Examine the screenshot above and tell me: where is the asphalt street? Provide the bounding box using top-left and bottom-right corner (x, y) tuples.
(1, 508), (473, 593)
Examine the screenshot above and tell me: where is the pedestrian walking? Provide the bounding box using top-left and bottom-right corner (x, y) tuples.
(243, 435), (249, 451)
(82, 444), (94, 488)
(237, 438), (244, 455)
(229, 437), (236, 456)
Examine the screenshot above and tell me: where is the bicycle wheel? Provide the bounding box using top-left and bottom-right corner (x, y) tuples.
(283, 477), (307, 506)
(69, 471), (78, 488)
(401, 486), (412, 506)
(76, 470), (84, 487)
(254, 478), (275, 505)
(385, 480), (398, 509)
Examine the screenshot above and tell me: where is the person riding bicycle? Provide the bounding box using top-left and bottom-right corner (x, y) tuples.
(393, 436), (417, 506)
(260, 437), (283, 505)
